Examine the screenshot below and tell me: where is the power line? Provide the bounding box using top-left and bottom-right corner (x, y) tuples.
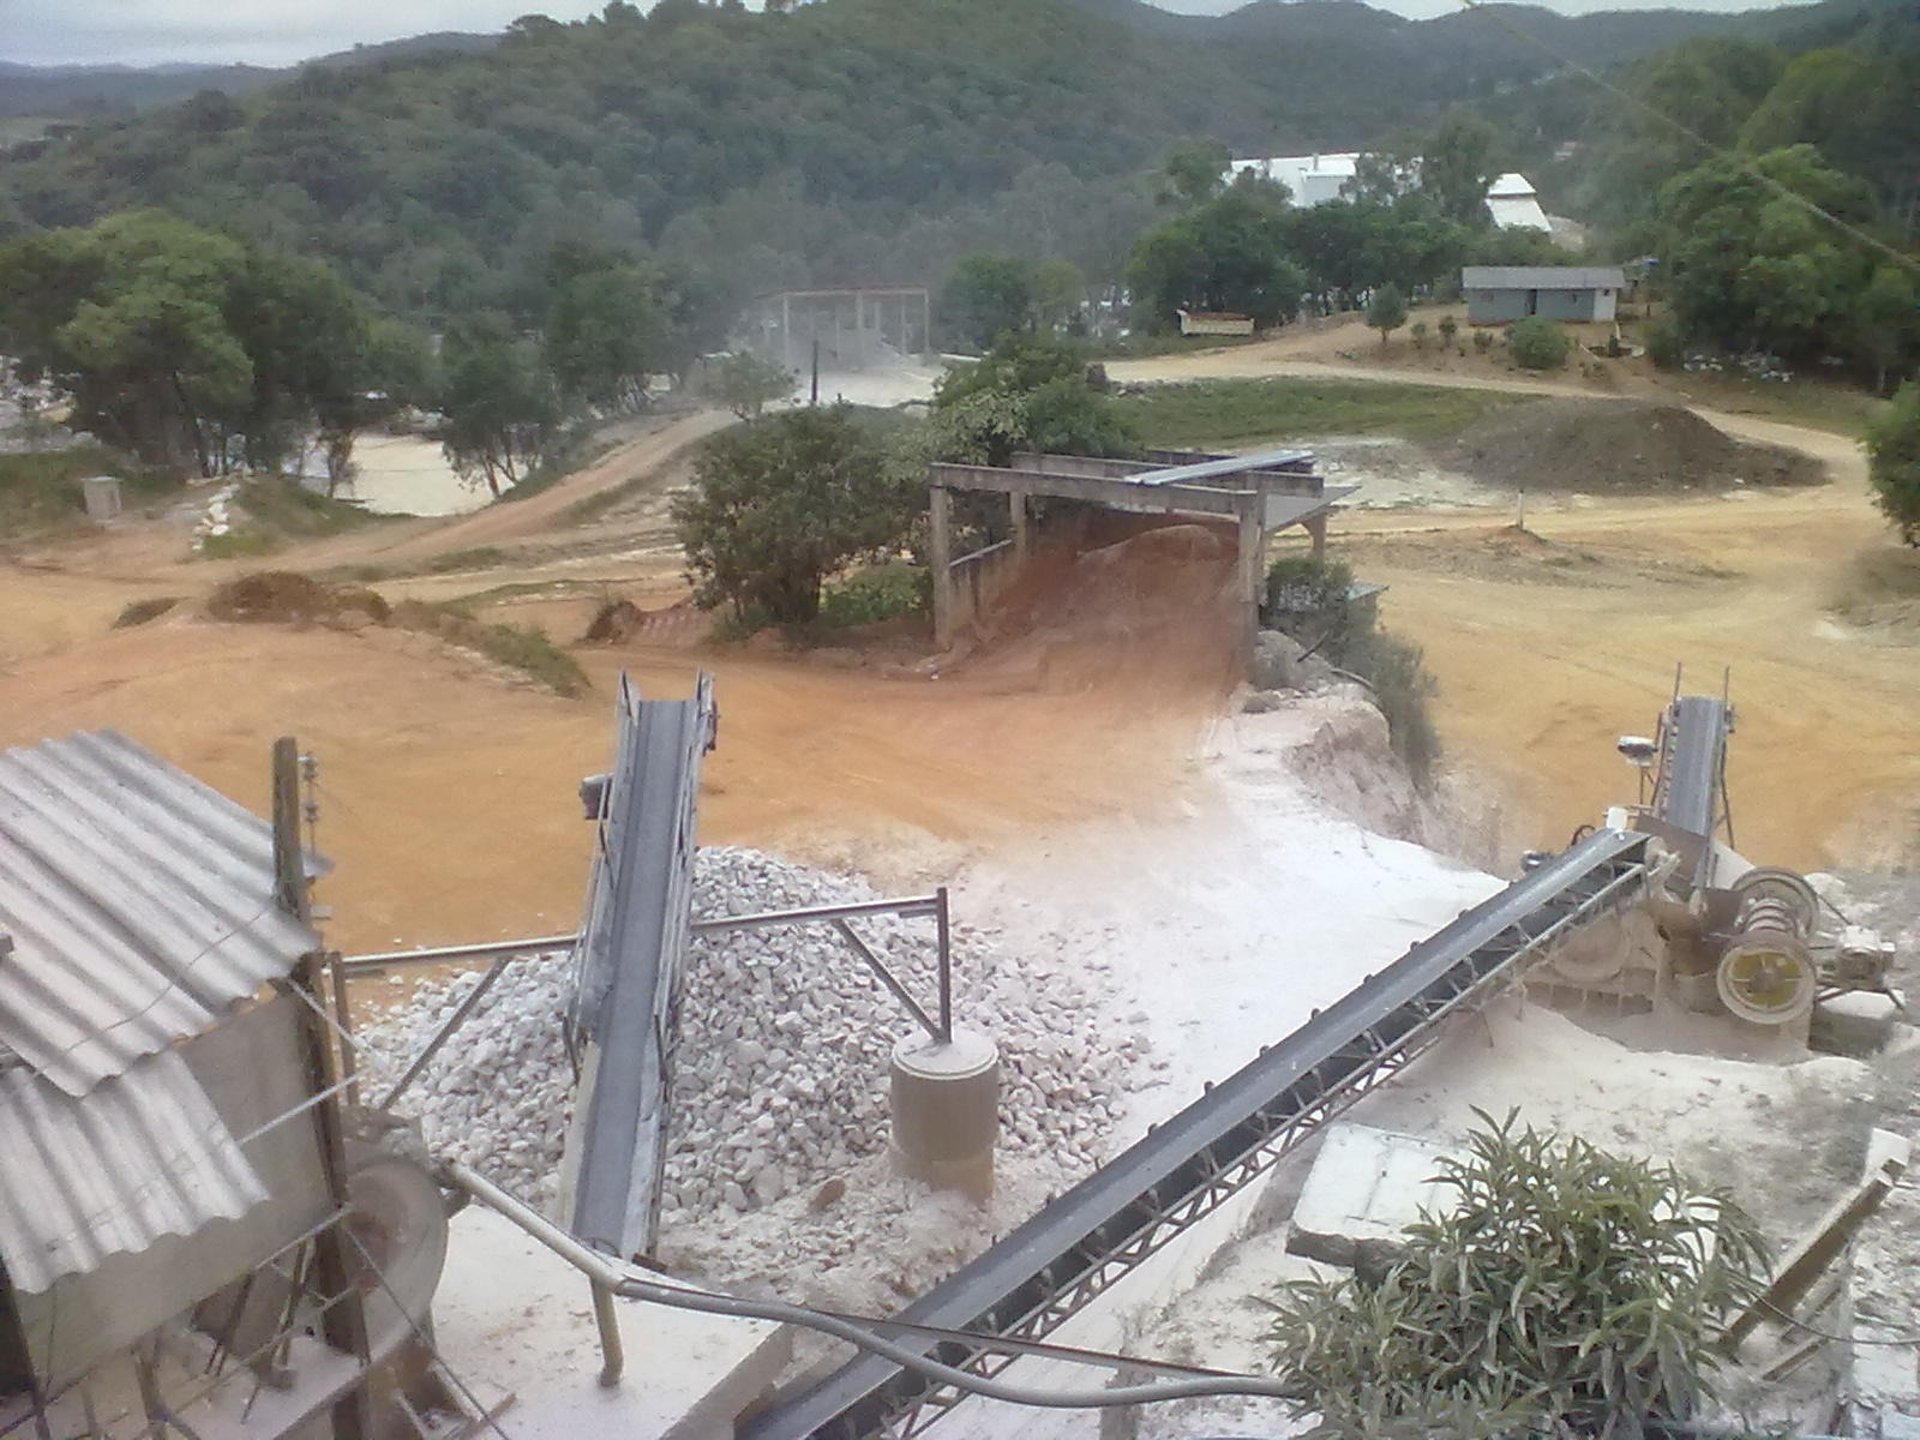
(1454, 0), (1920, 278)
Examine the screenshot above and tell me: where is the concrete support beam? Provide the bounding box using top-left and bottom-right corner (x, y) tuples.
(1237, 499), (1264, 673)
(1009, 493), (1030, 561)
(929, 485), (954, 650)
(1304, 511), (1329, 561)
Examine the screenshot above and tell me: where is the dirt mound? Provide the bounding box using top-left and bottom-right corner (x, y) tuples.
(958, 522), (1241, 696)
(582, 598), (646, 642)
(204, 571), (391, 625)
(1437, 399), (1823, 494)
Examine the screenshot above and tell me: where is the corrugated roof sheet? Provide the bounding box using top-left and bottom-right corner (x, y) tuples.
(0, 730), (321, 1098)
(0, 1048), (269, 1293)
(1462, 265), (1626, 291)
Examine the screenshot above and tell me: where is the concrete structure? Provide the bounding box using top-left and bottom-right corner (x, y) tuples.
(889, 1028), (999, 1201)
(1177, 309), (1254, 337)
(1462, 265), (1625, 325)
(737, 285), (931, 376)
(925, 448), (1352, 665)
(1287, 1124), (1451, 1267)
(1484, 173), (1551, 233)
(79, 474), (122, 523)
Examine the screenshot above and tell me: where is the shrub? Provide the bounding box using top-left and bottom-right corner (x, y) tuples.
(1471, 329), (1494, 354)
(816, 562), (931, 629)
(1438, 314), (1459, 352)
(1867, 380), (1920, 545)
(1643, 315), (1685, 371)
(112, 597), (178, 628)
(1344, 628), (1439, 786)
(1410, 320), (1429, 352)
(1508, 316), (1570, 371)
(1266, 1111), (1768, 1439)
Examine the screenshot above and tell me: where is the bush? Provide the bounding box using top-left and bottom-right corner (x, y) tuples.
(1867, 380), (1920, 545)
(1644, 315), (1685, 371)
(1344, 628), (1439, 786)
(1410, 320), (1429, 352)
(1508, 316), (1570, 371)
(1471, 329), (1494, 354)
(1438, 314), (1459, 352)
(1266, 1111), (1768, 1439)
(816, 562), (931, 629)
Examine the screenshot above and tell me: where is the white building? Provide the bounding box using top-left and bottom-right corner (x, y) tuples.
(1223, 154), (1553, 232)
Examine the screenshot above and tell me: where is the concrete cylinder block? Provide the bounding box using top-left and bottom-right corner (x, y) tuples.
(889, 1028), (999, 1201)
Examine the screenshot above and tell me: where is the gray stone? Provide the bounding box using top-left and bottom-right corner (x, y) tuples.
(1242, 689), (1284, 714)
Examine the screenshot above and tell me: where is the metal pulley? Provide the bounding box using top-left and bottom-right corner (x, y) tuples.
(1714, 867), (1818, 1025)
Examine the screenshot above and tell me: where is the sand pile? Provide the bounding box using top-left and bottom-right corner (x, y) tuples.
(1437, 399), (1822, 494)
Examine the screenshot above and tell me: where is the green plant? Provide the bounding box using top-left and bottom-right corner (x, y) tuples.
(1366, 283), (1409, 347)
(1643, 315), (1685, 370)
(1438, 314), (1459, 352)
(1266, 1111), (1769, 1440)
(112, 596), (178, 628)
(198, 525), (279, 559)
(1508, 316), (1570, 371)
(1410, 320), (1429, 352)
(1867, 379), (1920, 545)
(707, 350), (796, 418)
(815, 561), (931, 629)
(1472, 328), (1494, 354)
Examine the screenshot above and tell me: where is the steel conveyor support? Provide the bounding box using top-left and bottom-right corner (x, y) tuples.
(744, 828), (1652, 1440)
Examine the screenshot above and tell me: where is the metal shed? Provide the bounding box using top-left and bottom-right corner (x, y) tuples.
(1462, 265), (1626, 325)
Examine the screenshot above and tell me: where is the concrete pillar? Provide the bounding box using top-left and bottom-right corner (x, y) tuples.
(1237, 499), (1265, 671)
(1304, 511), (1329, 561)
(890, 1028), (999, 1201)
(1009, 493), (1030, 560)
(854, 289), (866, 365)
(781, 293), (792, 375)
(930, 485), (954, 650)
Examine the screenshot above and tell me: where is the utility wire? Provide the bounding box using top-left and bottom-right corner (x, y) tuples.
(1453, 0), (1920, 278)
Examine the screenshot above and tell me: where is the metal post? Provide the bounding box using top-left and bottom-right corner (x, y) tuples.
(936, 886), (953, 1045)
(327, 952), (359, 1108)
(380, 951), (516, 1110)
(273, 738), (374, 1440)
(590, 1281), (625, 1388)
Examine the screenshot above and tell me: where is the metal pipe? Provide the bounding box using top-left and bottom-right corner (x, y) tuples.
(381, 952), (516, 1109)
(339, 934), (578, 975)
(590, 1281), (625, 1388)
(442, 1162), (1299, 1411)
(832, 920), (938, 1040)
(936, 886), (953, 1044)
(689, 894), (941, 935)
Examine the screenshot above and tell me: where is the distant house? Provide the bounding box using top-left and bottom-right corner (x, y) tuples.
(1223, 155), (1554, 232)
(1462, 266), (1626, 325)
(1484, 173), (1550, 233)
(1177, 309), (1255, 337)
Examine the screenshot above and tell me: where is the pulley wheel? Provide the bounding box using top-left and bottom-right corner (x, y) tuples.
(1715, 938), (1815, 1025)
(1728, 867), (1817, 931)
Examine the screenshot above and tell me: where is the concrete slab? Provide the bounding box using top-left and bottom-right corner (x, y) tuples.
(432, 1206), (792, 1440)
(1286, 1123), (1452, 1267)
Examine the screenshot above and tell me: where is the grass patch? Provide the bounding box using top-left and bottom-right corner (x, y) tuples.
(1081, 331), (1265, 362)
(199, 525), (280, 559)
(1115, 378), (1529, 449)
(0, 445), (181, 538)
(816, 562), (930, 630)
(390, 599), (588, 695)
(232, 478), (384, 537)
(425, 546), (514, 574)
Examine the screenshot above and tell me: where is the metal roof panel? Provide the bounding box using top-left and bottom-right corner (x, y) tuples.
(0, 731), (320, 1097)
(0, 1048), (269, 1293)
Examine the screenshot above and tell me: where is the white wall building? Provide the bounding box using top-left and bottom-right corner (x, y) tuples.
(1223, 154), (1554, 232)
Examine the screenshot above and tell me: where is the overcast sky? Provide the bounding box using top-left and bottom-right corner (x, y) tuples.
(1, 0), (1812, 69)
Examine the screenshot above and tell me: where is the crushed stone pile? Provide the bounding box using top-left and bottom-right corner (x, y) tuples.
(356, 848), (1142, 1271)
(1436, 398), (1822, 494)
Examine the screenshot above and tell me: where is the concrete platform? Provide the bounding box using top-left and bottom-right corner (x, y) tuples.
(1286, 1123), (1452, 1267)
(433, 1206), (793, 1440)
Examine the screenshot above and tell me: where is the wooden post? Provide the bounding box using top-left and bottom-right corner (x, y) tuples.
(930, 485), (954, 650)
(273, 738), (374, 1440)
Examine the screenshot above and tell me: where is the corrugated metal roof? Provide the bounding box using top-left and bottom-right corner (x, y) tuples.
(0, 730), (321, 1098)
(0, 1048), (269, 1293)
(1462, 265), (1625, 291)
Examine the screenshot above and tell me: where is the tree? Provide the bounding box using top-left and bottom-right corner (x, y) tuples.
(543, 257), (668, 410)
(1868, 381), (1920, 545)
(1508, 316), (1569, 371)
(671, 406), (916, 625)
(1159, 137), (1232, 209)
(438, 313), (558, 497)
(709, 350), (794, 419)
(939, 254), (1040, 352)
(1421, 112), (1498, 227)
(1128, 188), (1305, 331)
(1366, 283), (1407, 348)
(1266, 1112), (1768, 1439)
(928, 334), (1135, 467)
(1854, 265), (1918, 396)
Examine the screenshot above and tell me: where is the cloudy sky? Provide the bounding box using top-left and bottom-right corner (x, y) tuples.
(1, 0), (1811, 69)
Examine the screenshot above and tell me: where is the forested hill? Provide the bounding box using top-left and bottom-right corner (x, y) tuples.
(0, 0), (1893, 327)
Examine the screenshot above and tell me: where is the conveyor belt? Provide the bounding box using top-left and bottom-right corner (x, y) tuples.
(1651, 695), (1730, 841)
(743, 827), (1651, 1440)
(559, 672), (715, 1262)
